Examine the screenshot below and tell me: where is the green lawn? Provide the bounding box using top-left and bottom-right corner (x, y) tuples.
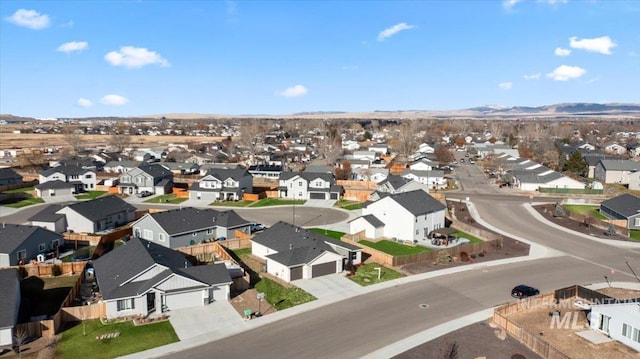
(349, 263), (404, 286)
(630, 230), (640, 242)
(55, 319), (179, 359)
(359, 240), (431, 256)
(334, 200), (362, 210)
(144, 194), (188, 204)
(209, 200), (254, 207)
(563, 205), (607, 220)
(75, 191), (107, 200)
(308, 228), (345, 240)
(254, 277), (315, 310)
(232, 248), (252, 257)
(3, 186), (35, 193)
(249, 198), (305, 207)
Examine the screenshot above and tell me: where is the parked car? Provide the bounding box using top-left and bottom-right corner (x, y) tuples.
(251, 223), (267, 233)
(511, 284), (540, 299)
(136, 190), (152, 198)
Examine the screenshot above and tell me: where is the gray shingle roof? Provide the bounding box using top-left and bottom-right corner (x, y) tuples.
(266, 246), (326, 267)
(379, 174), (412, 190)
(138, 164), (173, 178)
(29, 204), (67, 222)
(41, 164), (92, 177)
(64, 195), (136, 222)
(598, 159), (640, 171)
(0, 168), (22, 181)
(380, 189), (446, 216)
(204, 168), (251, 181)
(94, 238), (230, 300)
(35, 180), (75, 190)
(360, 214), (384, 228)
(145, 207), (250, 235)
(0, 224), (62, 254)
(600, 194), (640, 218)
(0, 268), (20, 329)
(252, 221), (359, 256)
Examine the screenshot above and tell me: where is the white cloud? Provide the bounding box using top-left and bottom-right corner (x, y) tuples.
(277, 85), (308, 97)
(569, 36), (617, 55)
(539, 0), (568, 4)
(554, 47), (571, 56)
(523, 73), (541, 80)
(104, 46), (170, 68)
(499, 82), (513, 90)
(546, 65), (586, 81)
(77, 98), (93, 108)
(100, 94), (129, 106)
(60, 20), (74, 28)
(377, 23), (414, 42)
(503, 0), (522, 9)
(57, 41), (88, 53)
(5, 9), (50, 30)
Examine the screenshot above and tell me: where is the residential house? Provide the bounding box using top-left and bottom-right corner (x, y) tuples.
(627, 143), (640, 158)
(0, 224), (63, 267)
(39, 164), (96, 193)
(351, 189), (446, 244)
(370, 174), (428, 200)
(93, 238), (232, 319)
(118, 165), (174, 196)
(416, 143), (435, 154)
(28, 204), (66, 233)
(513, 171), (585, 192)
(351, 167), (389, 182)
(589, 301), (640, 352)
(278, 172), (343, 200)
(159, 162), (200, 175)
(604, 142), (627, 155)
(409, 158), (438, 172)
(132, 207), (252, 248)
(594, 160), (640, 184)
(629, 171), (640, 191)
(34, 180), (76, 202)
(103, 160), (140, 174)
(251, 222), (362, 282)
(248, 164), (283, 179)
(53, 195), (137, 234)
(0, 168), (22, 187)
(599, 194), (640, 230)
(352, 151), (378, 163)
(368, 144), (389, 155)
(401, 169), (447, 190)
(0, 268), (20, 347)
(347, 214), (385, 240)
(189, 168), (253, 202)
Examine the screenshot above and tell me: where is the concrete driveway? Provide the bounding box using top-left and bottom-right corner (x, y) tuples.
(292, 274), (363, 301)
(168, 301), (248, 341)
(303, 199), (337, 208)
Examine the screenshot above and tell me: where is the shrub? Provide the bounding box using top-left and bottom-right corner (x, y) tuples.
(460, 251), (469, 262)
(52, 264), (62, 276)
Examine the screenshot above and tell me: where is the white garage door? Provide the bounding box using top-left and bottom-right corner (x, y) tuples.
(211, 285), (228, 302)
(165, 291), (202, 311)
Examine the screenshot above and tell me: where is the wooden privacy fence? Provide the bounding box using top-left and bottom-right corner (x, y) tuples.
(64, 227), (132, 247)
(493, 293), (571, 359)
(177, 239), (251, 261)
(218, 237), (252, 250)
(61, 303), (106, 322)
(19, 261), (88, 277)
(566, 211), (629, 236)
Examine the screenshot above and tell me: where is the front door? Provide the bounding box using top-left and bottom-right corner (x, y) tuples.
(147, 292), (156, 313)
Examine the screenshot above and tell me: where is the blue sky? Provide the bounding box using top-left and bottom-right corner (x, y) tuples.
(1, 0), (638, 118)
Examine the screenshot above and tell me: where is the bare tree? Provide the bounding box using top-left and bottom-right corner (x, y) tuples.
(389, 121), (419, 160)
(239, 121), (265, 165)
(63, 125), (84, 156)
(486, 121), (505, 142)
(110, 123), (132, 153)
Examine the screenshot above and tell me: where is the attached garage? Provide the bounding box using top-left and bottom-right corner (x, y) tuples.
(309, 192), (325, 200)
(312, 261), (337, 278)
(164, 290), (202, 311)
(290, 266), (303, 281)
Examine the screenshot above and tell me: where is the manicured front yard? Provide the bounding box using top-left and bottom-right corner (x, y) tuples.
(563, 205), (607, 220)
(359, 240), (431, 256)
(209, 200), (254, 207)
(75, 191), (107, 200)
(144, 194), (188, 204)
(254, 277), (315, 310)
(630, 230), (640, 242)
(334, 200), (362, 210)
(249, 198), (305, 207)
(308, 228), (345, 240)
(349, 263), (404, 286)
(55, 319), (178, 359)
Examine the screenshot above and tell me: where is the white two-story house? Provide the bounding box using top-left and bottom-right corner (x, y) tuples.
(189, 168), (253, 202)
(118, 165), (174, 196)
(278, 172), (343, 200)
(39, 164), (96, 194)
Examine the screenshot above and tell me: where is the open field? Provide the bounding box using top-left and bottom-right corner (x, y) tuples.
(0, 132), (226, 149)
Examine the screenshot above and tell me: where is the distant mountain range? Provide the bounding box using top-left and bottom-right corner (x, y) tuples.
(2, 103), (640, 121)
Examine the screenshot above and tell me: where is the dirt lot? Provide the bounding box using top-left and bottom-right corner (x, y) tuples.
(394, 320), (538, 359)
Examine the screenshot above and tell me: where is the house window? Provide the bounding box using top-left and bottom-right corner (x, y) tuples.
(17, 250), (26, 261)
(52, 239), (60, 250)
(116, 298), (135, 311)
(635, 218), (640, 227)
(298, 181), (302, 186)
(85, 174), (92, 179)
(143, 229), (153, 240)
(158, 233), (165, 242)
(192, 232), (198, 237)
(134, 228), (141, 238)
(634, 328), (640, 343)
(39, 243), (46, 252)
(207, 228), (214, 235)
(622, 323), (632, 339)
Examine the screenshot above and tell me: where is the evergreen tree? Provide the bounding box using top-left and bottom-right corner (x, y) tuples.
(563, 151), (587, 176)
